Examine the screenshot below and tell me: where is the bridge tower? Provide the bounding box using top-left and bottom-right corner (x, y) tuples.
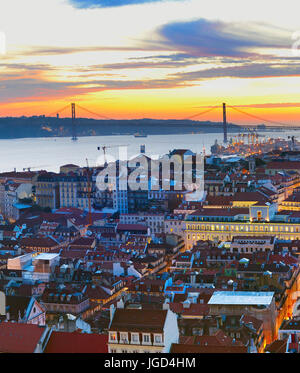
(71, 103), (78, 141)
(223, 102), (227, 144)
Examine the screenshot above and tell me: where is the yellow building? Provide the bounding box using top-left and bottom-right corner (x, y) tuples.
(185, 218), (300, 250)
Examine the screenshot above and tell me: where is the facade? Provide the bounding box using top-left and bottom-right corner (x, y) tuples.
(59, 175), (93, 209)
(35, 173), (60, 209)
(120, 213), (164, 234)
(8, 253), (60, 283)
(229, 236), (275, 253)
(184, 207), (300, 249)
(108, 301), (179, 353)
(208, 291), (277, 345)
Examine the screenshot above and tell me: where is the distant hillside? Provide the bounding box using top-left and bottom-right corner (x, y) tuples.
(0, 116), (276, 139)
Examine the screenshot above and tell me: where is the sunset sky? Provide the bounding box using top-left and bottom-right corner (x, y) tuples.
(1, 0), (300, 124)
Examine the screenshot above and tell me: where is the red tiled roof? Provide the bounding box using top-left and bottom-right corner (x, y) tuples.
(169, 303), (209, 316)
(266, 161), (300, 170)
(232, 192), (270, 203)
(0, 322), (46, 353)
(109, 308), (167, 332)
(171, 343), (247, 353)
(117, 223), (148, 231)
(45, 331), (108, 353)
(20, 237), (59, 248)
(265, 339), (287, 353)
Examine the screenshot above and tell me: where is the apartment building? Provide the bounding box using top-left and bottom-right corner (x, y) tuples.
(35, 173), (60, 209)
(59, 175), (93, 209)
(229, 236), (275, 253)
(208, 291), (277, 345)
(120, 213), (164, 234)
(184, 206), (300, 249)
(108, 300), (179, 353)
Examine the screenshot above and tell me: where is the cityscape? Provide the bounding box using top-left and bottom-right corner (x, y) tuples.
(1, 0), (300, 360)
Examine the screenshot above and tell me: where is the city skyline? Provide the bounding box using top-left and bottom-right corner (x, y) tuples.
(1, 0), (300, 124)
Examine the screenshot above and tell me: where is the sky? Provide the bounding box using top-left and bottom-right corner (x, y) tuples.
(1, 0), (300, 124)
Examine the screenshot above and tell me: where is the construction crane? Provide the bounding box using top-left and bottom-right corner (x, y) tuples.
(85, 158), (92, 226)
(97, 144), (129, 167)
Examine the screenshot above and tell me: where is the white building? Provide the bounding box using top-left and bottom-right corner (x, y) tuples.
(108, 300), (179, 353)
(8, 253), (60, 283)
(120, 213), (164, 234)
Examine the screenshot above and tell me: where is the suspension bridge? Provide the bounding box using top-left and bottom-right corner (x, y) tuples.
(46, 102), (295, 144)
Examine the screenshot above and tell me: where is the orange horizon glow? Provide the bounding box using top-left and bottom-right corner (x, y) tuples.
(2, 0), (300, 126)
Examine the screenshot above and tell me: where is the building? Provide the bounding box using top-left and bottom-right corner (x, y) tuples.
(7, 253), (60, 283)
(59, 164), (80, 174)
(35, 173), (60, 209)
(208, 291), (276, 345)
(108, 300), (179, 353)
(44, 331), (108, 353)
(0, 181), (32, 221)
(59, 174), (94, 210)
(6, 295), (46, 325)
(0, 322), (51, 353)
(120, 213), (164, 235)
(184, 206), (300, 249)
(229, 236), (275, 253)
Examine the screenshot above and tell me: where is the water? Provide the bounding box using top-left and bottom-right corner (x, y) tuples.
(0, 129), (299, 173)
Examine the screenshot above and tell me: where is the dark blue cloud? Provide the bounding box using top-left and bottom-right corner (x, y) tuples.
(158, 19), (290, 57)
(70, 0), (179, 8)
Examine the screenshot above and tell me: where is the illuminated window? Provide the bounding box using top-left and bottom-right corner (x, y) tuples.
(109, 332), (117, 342)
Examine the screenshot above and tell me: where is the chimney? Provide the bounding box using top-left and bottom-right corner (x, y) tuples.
(163, 298), (169, 310)
(117, 299), (124, 309)
(110, 304), (116, 322)
(183, 300), (190, 309)
(190, 272), (196, 284)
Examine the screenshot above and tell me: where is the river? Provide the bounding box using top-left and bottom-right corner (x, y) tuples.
(1, 129), (300, 173)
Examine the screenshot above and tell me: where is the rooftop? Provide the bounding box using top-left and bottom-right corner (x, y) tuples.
(208, 291), (274, 306)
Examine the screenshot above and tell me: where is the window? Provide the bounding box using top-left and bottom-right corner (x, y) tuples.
(131, 333), (139, 343)
(143, 334), (151, 344)
(109, 332), (117, 342)
(120, 332), (128, 343)
(154, 334), (162, 344)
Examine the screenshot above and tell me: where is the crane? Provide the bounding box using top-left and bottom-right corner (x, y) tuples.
(97, 144), (129, 167)
(85, 158), (92, 226)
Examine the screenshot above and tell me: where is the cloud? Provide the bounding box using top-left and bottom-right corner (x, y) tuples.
(0, 75), (192, 103)
(70, 0), (180, 8)
(157, 19), (292, 57)
(173, 62), (300, 80)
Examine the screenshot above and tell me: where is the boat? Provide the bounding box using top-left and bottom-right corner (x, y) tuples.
(134, 132), (147, 138)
